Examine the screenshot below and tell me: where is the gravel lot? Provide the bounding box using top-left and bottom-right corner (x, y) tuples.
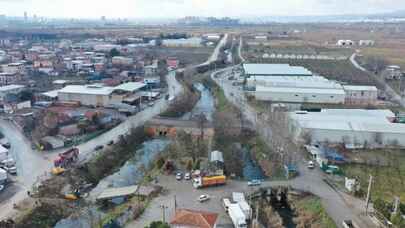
(126, 174), (256, 228)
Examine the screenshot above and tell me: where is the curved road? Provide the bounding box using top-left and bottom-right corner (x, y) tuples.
(350, 53), (405, 108)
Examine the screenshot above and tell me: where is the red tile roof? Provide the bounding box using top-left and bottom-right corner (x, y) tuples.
(170, 209), (218, 228)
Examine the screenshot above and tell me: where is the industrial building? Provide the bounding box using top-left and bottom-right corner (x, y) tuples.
(57, 82), (146, 107)
(244, 63), (378, 105)
(242, 63), (313, 77)
(247, 75), (346, 104)
(288, 109), (405, 148)
(343, 85), (378, 105)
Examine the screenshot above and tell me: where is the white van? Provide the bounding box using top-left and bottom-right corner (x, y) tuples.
(222, 198), (232, 213)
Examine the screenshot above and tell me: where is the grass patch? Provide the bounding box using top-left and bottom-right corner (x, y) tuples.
(341, 149), (405, 202)
(294, 196), (337, 228)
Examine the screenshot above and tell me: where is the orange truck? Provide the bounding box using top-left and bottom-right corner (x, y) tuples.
(193, 175), (226, 188)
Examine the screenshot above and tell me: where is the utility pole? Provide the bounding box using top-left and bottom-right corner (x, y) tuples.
(160, 204), (168, 223)
(365, 175), (373, 214)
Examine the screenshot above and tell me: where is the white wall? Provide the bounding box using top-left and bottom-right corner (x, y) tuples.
(58, 93), (110, 107)
(254, 90), (345, 104)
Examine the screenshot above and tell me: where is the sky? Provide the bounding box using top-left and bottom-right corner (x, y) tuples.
(0, 0), (404, 19)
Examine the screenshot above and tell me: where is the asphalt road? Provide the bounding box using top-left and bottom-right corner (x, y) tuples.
(211, 66), (378, 228)
(350, 53), (405, 108)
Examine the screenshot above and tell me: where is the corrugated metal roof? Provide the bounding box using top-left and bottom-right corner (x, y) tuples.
(59, 85), (114, 95)
(210, 150), (224, 163)
(343, 85), (378, 91)
(113, 82), (146, 92)
(96, 185), (138, 200)
(243, 63), (312, 76)
(0, 84), (25, 92)
(290, 109), (405, 134)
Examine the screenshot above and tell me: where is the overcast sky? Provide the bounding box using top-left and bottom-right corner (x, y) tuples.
(0, 0), (404, 19)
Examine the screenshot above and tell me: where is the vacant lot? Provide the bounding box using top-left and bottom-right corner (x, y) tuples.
(341, 149), (405, 202)
(151, 47), (213, 66)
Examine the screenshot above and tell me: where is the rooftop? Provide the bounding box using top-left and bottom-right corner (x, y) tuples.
(170, 209), (218, 228)
(0, 84), (25, 92)
(58, 85), (114, 96)
(289, 109), (405, 133)
(243, 63), (313, 76)
(343, 85), (378, 91)
(113, 82), (146, 92)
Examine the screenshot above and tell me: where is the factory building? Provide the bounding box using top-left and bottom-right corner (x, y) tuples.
(242, 63), (313, 77)
(57, 82), (146, 107)
(288, 109), (405, 148)
(343, 85), (378, 105)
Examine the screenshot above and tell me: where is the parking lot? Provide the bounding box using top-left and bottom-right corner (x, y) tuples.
(126, 174), (254, 228)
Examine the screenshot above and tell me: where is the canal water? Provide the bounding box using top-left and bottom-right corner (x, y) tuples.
(182, 83), (215, 122)
(54, 139), (171, 228)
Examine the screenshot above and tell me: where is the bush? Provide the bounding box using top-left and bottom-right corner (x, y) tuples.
(145, 221), (170, 228)
(156, 157), (165, 169)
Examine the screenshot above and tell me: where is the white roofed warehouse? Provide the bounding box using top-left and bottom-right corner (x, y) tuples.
(57, 82), (146, 107)
(288, 109), (405, 148)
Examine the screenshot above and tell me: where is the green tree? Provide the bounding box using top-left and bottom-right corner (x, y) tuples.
(109, 48), (120, 57)
(145, 221), (170, 228)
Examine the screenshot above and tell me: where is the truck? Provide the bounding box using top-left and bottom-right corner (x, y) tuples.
(228, 204), (248, 228)
(192, 175), (226, 188)
(238, 200), (252, 220)
(54, 148), (79, 168)
(0, 168), (7, 185)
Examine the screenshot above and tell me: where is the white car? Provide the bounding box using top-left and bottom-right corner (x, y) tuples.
(3, 166), (17, 175)
(307, 161), (315, 169)
(176, 172), (183, 181)
(0, 185), (4, 192)
(198, 194), (210, 202)
(247, 179), (262, 186)
(184, 172), (191, 180)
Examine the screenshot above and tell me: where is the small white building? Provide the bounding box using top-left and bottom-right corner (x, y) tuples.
(336, 40), (354, 46)
(343, 85), (378, 105)
(288, 109), (405, 148)
(359, 40), (375, 46)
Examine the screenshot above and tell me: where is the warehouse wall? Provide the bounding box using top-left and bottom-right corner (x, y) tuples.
(254, 90), (345, 104)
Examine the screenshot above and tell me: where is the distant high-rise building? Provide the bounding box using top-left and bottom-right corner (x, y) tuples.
(24, 11), (28, 21)
(101, 16), (106, 21)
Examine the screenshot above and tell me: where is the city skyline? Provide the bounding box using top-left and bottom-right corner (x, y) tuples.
(1, 0), (405, 19)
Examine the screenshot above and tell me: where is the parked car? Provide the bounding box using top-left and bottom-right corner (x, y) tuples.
(307, 161), (315, 169)
(148, 102), (155, 107)
(94, 145), (104, 151)
(0, 185), (4, 192)
(184, 172), (191, 180)
(198, 194), (210, 202)
(107, 140), (114, 146)
(2, 166), (17, 175)
(176, 172), (183, 181)
(1, 143), (10, 149)
(247, 179), (262, 186)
